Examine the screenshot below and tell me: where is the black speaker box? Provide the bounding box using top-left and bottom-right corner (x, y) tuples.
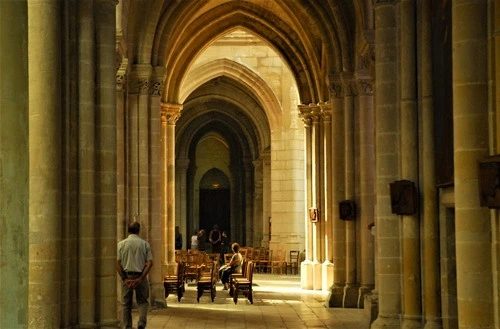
(339, 200), (356, 220)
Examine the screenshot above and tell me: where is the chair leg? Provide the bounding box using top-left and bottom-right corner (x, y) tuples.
(248, 289), (253, 304)
(233, 287), (238, 304)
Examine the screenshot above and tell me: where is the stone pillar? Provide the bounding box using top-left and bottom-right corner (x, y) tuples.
(160, 103), (182, 276)
(311, 104), (323, 290)
(229, 164), (242, 243)
(116, 61), (128, 240)
(298, 105), (314, 289)
(95, 1), (118, 326)
(326, 77), (347, 307)
(343, 75), (358, 307)
(420, 1), (441, 328)
(371, 1), (402, 328)
(253, 159), (264, 247)
(0, 1), (29, 328)
(356, 74), (375, 306)
(453, 1), (492, 328)
(78, 0), (97, 325)
(128, 64), (152, 223)
(244, 158), (255, 246)
(176, 158), (190, 246)
(400, 1), (422, 328)
(28, 1), (62, 327)
(262, 152), (272, 247)
(321, 102), (335, 292)
(149, 66), (164, 305)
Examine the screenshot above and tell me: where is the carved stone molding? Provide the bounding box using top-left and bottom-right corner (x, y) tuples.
(149, 80), (164, 96)
(356, 79), (374, 96)
(328, 74), (343, 99)
(319, 102), (332, 122)
(298, 104), (313, 127)
(116, 57), (128, 91)
(129, 77), (150, 95)
(161, 103), (183, 125)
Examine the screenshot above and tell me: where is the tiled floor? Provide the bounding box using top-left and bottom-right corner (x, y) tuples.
(131, 274), (371, 329)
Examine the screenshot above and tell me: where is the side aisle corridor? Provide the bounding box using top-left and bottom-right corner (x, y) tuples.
(134, 274), (370, 329)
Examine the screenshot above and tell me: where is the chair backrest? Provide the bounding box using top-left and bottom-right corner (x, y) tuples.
(239, 248), (248, 259)
(289, 250), (299, 263)
(177, 261), (186, 283)
(274, 249), (286, 261)
(246, 261), (255, 282)
(240, 258), (248, 276)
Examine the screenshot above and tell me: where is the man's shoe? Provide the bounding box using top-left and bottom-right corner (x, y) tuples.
(138, 325), (145, 329)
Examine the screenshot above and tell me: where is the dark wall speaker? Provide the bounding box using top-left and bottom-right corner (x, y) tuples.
(478, 154), (500, 208)
(389, 180), (418, 215)
(339, 200), (356, 220)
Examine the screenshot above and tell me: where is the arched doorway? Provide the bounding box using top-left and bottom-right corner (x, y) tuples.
(199, 168), (231, 235)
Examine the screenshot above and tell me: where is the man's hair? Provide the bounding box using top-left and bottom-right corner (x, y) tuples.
(128, 222), (141, 234)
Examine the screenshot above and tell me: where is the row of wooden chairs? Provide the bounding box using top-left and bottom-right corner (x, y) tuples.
(229, 260), (255, 304)
(233, 248), (300, 275)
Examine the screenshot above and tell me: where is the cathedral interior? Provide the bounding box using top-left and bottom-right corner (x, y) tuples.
(1, 0), (500, 328)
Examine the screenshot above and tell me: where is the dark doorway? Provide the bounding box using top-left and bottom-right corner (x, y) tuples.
(199, 188), (230, 234)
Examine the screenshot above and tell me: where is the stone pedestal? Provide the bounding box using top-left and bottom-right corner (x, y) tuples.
(343, 284), (359, 308)
(301, 260), (314, 290)
(322, 261), (334, 292)
(312, 261), (322, 290)
(326, 284), (344, 308)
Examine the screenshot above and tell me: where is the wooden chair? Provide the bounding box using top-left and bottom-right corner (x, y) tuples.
(163, 261), (185, 303)
(257, 248), (271, 273)
(196, 261), (218, 302)
(286, 250), (300, 275)
(270, 249), (286, 274)
(224, 253), (233, 265)
(231, 261), (255, 304)
(239, 248), (248, 259)
(229, 258), (248, 297)
(185, 251), (205, 282)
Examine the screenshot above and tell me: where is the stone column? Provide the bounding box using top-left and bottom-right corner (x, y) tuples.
(116, 63), (128, 239)
(229, 164), (242, 242)
(262, 152), (272, 247)
(128, 64), (152, 222)
(253, 159), (264, 247)
(176, 158), (190, 245)
(371, 1), (402, 328)
(149, 66), (164, 305)
(356, 74), (375, 306)
(244, 158), (255, 246)
(453, 1), (492, 328)
(400, 1), (422, 328)
(311, 104), (323, 290)
(321, 103), (335, 292)
(326, 77), (347, 307)
(160, 103), (182, 276)
(343, 75), (358, 307)
(95, 1), (118, 326)
(420, 1), (441, 328)
(0, 1), (29, 328)
(298, 105), (314, 289)
(28, 1), (62, 327)
(78, 0), (97, 325)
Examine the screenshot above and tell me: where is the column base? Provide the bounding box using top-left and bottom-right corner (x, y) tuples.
(423, 319), (442, 329)
(358, 285), (374, 308)
(363, 292), (378, 325)
(370, 313), (399, 329)
(301, 260), (314, 290)
(151, 281), (166, 308)
(325, 284), (345, 307)
(402, 316), (423, 329)
(162, 262), (177, 277)
(321, 261), (334, 292)
(343, 284), (359, 308)
(312, 261), (322, 290)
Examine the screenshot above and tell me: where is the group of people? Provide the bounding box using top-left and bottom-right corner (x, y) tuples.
(116, 222), (241, 329)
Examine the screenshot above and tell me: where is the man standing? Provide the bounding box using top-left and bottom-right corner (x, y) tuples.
(209, 224), (222, 253)
(116, 222), (153, 329)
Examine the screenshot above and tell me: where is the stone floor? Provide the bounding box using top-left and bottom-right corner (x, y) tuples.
(130, 273), (371, 329)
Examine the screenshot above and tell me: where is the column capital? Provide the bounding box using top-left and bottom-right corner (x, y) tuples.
(319, 102), (332, 121)
(150, 67), (166, 97)
(356, 79), (374, 96)
(328, 74), (344, 98)
(298, 104), (314, 127)
(341, 72), (356, 97)
(161, 103), (182, 125)
(129, 64), (153, 94)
